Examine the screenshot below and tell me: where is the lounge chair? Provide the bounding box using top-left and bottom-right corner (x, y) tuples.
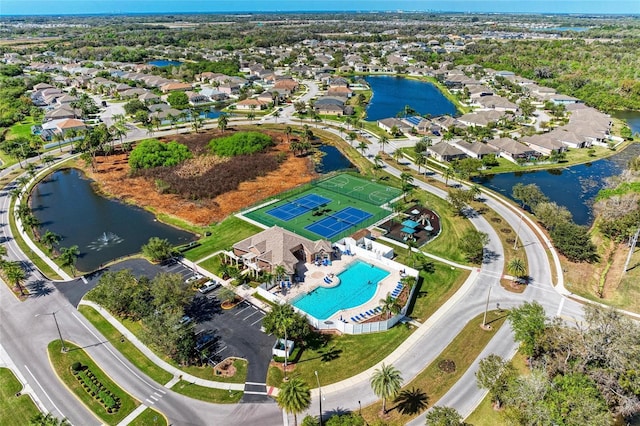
(366, 310), (375, 316)
(350, 316), (358, 322)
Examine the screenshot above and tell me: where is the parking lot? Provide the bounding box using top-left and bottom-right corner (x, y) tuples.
(59, 258), (275, 401)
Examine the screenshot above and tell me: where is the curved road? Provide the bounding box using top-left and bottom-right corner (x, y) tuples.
(0, 80), (586, 425)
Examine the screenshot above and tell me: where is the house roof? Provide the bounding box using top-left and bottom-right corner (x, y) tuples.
(520, 134), (565, 151)
(56, 118), (86, 130)
(233, 226), (332, 274)
(428, 142), (466, 157)
(161, 82), (193, 91)
(487, 137), (533, 155)
(454, 140), (498, 156)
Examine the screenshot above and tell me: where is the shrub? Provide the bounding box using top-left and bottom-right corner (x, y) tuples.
(71, 362), (83, 372)
(209, 131), (274, 157)
(129, 139), (192, 170)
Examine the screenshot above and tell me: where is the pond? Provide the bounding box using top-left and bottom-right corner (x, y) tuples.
(30, 169), (195, 272)
(364, 75), (458, 121)
(148, 59), (183, 67)
(316, 145), (355, 173)
(476, 143), (640, 226)
(614, 110), (640, 136)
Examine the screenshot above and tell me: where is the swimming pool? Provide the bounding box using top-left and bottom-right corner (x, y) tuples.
(293, 260), (390, 320)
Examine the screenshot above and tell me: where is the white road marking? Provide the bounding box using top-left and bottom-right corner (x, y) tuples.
(251, 316), (264, 326)
(234, 306), (251, 316)
(214, 346), (228, 355)
(145, 398), (155, 405)
(556, 297), (566, 317)
(71, 312), (164, 393)
(243, 310), (260, 321)
(24, 364), (63, 416)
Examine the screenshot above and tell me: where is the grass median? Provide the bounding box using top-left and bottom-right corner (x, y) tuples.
(47, 340), (139, 425)
(171, 380), (243, 403)
(0, 367), (40, 425)
(361, 310), (508, 425)
(78, 305), (173, 385)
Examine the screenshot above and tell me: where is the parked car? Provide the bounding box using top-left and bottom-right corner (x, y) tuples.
(185, 273), (203, 284)
(179, 315), (193, 326)
(198, 280), (220, 294)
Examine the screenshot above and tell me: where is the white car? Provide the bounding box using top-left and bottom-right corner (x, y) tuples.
(185, 273), (204, 284)
(198, 280), (220, 294)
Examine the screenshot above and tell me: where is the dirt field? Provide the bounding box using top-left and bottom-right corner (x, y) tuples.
(81, 129), (318, 226)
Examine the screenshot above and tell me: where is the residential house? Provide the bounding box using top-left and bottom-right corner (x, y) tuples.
(457, 110), (505, 128)
(160, 82), (193, 93)
(186, 91), (209, 105)
(138, 91), (161, 105)
(486, 137), (538, 161)
(327, 86), (353, 98)
(377, 118), (411, 134)
(549, 94), (583, 106)
(236, 98), (270, 110)
(427, 142), (467, 162)
(451, 140), (499, 159)
(273, 79), (299, 97)
(218, 82), (240, 95)
(546, 128), (589, 149)
(474, 95), (518, 112)
(520, 134), (566, 155)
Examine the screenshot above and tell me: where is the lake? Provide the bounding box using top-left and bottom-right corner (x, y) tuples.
(31, 169), (195, 272)
(148, 59), (183, 67)
(476, 143), (640, 226)
(364, 75), (458, 121)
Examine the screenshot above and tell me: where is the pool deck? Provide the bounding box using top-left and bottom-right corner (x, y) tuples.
(273, 254), (404, 323)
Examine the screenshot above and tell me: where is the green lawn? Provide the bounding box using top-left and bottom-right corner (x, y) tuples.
(47, 340), (140, 425)
(7, 196), (63, 281)
(245, 173), (401, 242)
(0, 367), (41, 425)
(361, 310), (508, 425)
(6, 117), (36, 140)
(128, 407), (167, 426)
(183, 217), (262, 261)
(465, 394), (506, 426)
(78, 306), (174, 385)
(266, 323), (414, 388)
(171, 380), (243, 403)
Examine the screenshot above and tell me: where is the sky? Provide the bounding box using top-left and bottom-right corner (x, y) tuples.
(1, 1), (639, 16)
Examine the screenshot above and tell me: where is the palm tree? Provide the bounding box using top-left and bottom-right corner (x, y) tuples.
(469, 184), (481, 200)
(273, 110), (280, 124)
(400, 172), (414, 202)
(346, 132), (357, 146)
(284, 126), (292, 144)
(42, 155), (56, 168)
(393, 150), (403, 163)
(443, 167), (454, 186)
(41, 230), (61, 252)
(415, 151), (426, 173)
(277, 377), (311, 426)
(59, 246), (80, 277)
(373, 154), (383, 171)
(274, 264), (287, 282)
(357, 141), (368, 157)
(22, 213), (41, 236)
(218, 115), (228, 133)
(379, 293), (401, 320)
(507, 258), (527, 279)
(3, 261), (27, 296)
(247, 112), (255, 121)
(370, 363), (403, 414)
(379, 135), (389, 153)
(16, 203), (31, 220)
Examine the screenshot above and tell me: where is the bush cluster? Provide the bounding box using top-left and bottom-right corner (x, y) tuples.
(209, 131), (274, 157)
(72, 365), (121, 412)
(137, 152), (280, 199)
(128, 139), (192, 170)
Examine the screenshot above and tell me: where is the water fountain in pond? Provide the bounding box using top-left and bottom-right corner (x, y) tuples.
(88, 232), (124, 251)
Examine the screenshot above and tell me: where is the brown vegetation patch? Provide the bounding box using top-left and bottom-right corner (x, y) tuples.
(438, 359), (456, 373)
(82, 128), (318, 226)
(213, 358), (237, 378)
(500, 278), (527, 294)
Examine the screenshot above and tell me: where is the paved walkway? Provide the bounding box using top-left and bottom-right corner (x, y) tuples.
(79, 300), (245, 391)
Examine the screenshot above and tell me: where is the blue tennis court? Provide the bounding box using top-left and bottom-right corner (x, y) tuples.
(305, 207), (373, 238)
(266, 193), (332, 221)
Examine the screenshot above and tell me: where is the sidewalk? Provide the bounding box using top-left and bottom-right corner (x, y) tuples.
(79, 300), (245, 391)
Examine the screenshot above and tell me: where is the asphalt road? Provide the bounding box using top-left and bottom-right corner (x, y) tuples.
(0, 79), (588, 425)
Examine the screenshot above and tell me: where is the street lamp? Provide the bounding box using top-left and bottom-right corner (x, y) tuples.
(35, 311), (66, 352)
(315, 370), (323, 426)
(513, 213), (524, 250)
(482, 284), (492, 329)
